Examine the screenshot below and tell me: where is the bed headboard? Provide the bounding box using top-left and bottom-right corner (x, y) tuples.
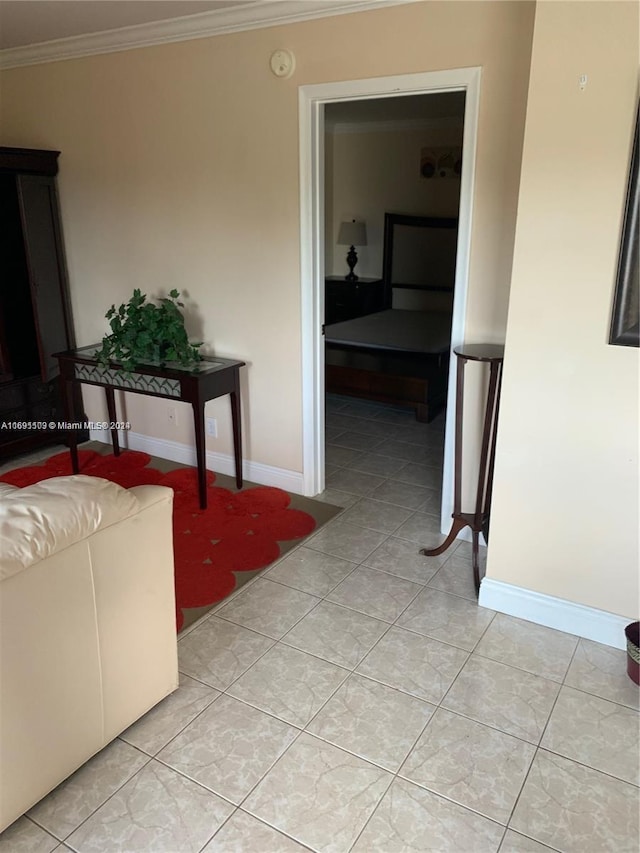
(382, 213), (458, 310)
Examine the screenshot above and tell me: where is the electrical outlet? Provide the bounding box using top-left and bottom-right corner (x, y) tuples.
(206, 417), (217, 438)
(167, 406), (177, 426)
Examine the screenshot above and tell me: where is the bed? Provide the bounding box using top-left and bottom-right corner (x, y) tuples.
(325, 212), (458, 422)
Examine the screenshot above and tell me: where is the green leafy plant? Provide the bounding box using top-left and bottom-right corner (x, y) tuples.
(96, 288), (202, 372)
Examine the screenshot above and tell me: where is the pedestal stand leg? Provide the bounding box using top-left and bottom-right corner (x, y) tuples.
(420, 517), (468, 557)
(420, 354), (466, 559)
(472, 530), (481, 593)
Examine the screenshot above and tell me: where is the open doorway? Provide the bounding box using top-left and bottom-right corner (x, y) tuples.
(299, 68), (481, 540)
(322, 91), (465, 516)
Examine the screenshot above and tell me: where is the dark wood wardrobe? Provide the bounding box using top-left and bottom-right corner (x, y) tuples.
(0, 147), (86, 459)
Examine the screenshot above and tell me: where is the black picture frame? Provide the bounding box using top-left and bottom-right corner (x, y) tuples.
(609, 105), (639, 347)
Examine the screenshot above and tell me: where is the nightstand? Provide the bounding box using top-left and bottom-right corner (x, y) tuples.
(325, 276), (384, 325)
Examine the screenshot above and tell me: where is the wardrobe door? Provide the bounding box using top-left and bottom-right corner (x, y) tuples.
(16, 174), (72, 381)
(0, 324), (12, 381)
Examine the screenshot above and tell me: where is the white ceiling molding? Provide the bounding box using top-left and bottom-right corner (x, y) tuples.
(327, 116), (464, 134)
(0, 0), (419, 70)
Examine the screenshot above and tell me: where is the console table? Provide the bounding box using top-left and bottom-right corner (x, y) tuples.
(54, 345), (245, 509)
(420, 344), (504, 592)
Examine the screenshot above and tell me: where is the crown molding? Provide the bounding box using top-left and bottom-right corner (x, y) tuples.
(0, 0), (418, 70)
(327, 116), (464, 135)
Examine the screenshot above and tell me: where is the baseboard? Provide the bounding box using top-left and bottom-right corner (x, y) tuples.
(478, 578), (629, 650)
(88, 429), (305, 495)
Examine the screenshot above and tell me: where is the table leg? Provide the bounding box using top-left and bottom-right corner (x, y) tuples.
(230, 384), (243, 490)
(192, 399), (208, 509)
(104, 387), (120, 457)
(59, 375), (79, 473)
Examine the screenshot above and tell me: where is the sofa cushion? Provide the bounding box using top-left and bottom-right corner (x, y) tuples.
(0, 475), (140, 580)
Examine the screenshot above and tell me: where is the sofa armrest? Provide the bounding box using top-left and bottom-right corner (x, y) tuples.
(128, 484), (176, 510)
(0, 475), (143, 580)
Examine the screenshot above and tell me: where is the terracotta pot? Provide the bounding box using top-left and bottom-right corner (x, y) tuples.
(625, 621), (640, 685)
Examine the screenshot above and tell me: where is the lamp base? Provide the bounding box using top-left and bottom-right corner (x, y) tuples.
(345, 245), (359, 281)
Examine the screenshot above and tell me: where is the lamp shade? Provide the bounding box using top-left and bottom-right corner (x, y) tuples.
(337, 219), (367, 247)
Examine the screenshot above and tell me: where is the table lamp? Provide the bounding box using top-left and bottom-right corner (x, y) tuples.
(337, 219), (367, 281)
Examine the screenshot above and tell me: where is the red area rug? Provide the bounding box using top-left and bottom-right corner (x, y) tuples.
(1, 449), (332, 632)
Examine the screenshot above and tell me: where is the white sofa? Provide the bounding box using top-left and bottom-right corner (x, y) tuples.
(0, 475), (179, 832)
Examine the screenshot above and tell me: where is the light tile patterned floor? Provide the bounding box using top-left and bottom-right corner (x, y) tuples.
(1, 396), (639, 852)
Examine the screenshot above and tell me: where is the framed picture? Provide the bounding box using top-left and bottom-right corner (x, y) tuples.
(609, 104), (639, 347)
(420, 147), (462, 180)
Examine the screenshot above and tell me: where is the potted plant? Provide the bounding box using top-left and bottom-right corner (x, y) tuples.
(96, 288), (202, 373)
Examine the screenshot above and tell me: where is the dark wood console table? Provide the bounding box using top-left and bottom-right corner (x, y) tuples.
(420, 344), (504, 592)
(54, 345), (245, 509)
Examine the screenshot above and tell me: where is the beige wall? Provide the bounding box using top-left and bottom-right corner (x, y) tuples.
(488, 1), (640, 618)
(325, 124), (463, 279)
(0, 1), (535, 475)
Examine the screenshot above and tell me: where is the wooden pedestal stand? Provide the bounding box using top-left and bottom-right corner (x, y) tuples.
(420, 344), (505, 593)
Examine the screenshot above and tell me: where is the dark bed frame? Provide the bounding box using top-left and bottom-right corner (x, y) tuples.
(325, 212), (458, 422)
(325, 345), (450, 423)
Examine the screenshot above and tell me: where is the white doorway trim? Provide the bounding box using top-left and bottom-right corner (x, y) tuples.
(299, 67), (481, 535)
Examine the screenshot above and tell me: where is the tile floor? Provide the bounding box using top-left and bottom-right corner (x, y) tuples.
(1, 395), (639, 852)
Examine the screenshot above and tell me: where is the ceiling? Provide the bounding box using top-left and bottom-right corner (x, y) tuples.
(0, 1), (253, 50)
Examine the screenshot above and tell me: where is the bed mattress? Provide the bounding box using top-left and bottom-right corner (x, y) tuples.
(324, 309), (452, 355)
